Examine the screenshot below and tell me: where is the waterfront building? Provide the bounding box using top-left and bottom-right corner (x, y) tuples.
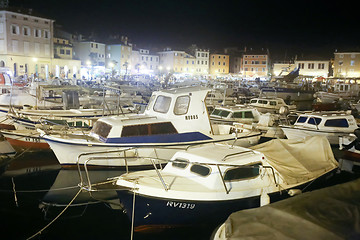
(333, 51), (360, 78)
(0, 9), (53, 78)
(241, 51), (268, 80)
(106, 37), (132, 76)
(73, 39), (105, 78)
(209, 53), (229, 75)
(130, 48), (159, 75)
(52, 36), (81, 79)
(224, 47), (244, 74)
(158, 49), (182, 73)
(187, 45), (209, 75)
(295, 59), (330, 78)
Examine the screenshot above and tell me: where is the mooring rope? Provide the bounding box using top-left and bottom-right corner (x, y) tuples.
(26, 187), (82, 240)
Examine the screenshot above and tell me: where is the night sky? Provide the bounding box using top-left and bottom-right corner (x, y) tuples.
(8, 0), (360, 60)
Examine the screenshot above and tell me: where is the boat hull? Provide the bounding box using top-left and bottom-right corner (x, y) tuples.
(116, 188), (302, 232)
(281, 126), (350, 145)
(2, 131), (50, 152)
(44, 132), (261, 167)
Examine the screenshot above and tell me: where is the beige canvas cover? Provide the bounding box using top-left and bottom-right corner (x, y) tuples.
(250, 136), (338, 185)
(220, 178), (360, 240)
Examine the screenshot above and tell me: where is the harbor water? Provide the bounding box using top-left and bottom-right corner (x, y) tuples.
(1, 146), (359, 240)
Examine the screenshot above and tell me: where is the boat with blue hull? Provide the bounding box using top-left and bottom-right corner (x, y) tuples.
(114, 136), (338, 232)
(40, 87), (261, 167)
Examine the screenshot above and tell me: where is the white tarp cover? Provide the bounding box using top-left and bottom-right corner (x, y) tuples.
(222, 177), (360, 240)
(250, 136), (338, 185)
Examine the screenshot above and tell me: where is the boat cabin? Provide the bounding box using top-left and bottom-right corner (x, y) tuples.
(249, 97), (296, 113)
(161, 144), (266, 189)
(293, 112), (358, 132)
(210, 106), (260, 124)
(89, 87), (215, 143)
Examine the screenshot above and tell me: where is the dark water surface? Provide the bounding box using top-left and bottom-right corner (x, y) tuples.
(1, 148), (359, 240)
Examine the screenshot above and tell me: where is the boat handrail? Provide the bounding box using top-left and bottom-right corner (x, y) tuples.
(77, 147), (136, 189)
(221, 150), (256, 161)
(120, 116), (158, 122)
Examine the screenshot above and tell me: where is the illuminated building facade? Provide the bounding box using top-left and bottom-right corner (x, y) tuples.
(130, 48), (159, 74)
(209, 53), (229, 75)
(333, 52), (360, 78)
(241, 52), (268, 79)
(0, 10), (53, 78)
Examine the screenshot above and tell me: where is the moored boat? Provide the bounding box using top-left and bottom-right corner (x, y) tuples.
(114, 136), (338, 232)
(281, 111), (358, 144)
(248, 97), (296, 113)
(40, 87), (261, 168)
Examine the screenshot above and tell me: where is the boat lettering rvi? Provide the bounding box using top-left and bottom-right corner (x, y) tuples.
(166, 201), (196, 209)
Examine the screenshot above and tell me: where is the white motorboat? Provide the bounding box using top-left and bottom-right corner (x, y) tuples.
(209, 106), (261, 125)
(40, 87), (261, 168)
(210, 105), (285, 138)
(114, 136), (338, 232)
(281, 111), (358, 144)
(248, 97), (296, 113)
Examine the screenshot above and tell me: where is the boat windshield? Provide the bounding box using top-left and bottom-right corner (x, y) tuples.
(153, 95), (171, 113)
(296, 116), (308, 123)
(270, 101), (277, 106)
(211, 109), (231, 118)
(91, 121), (112, 139)
(190, 164), (211, 177)
(224, 163), (261, 181)
(174, 95), (190, 115)
(308, 117), (322, 125)
(172, 158), (189, 169)
(233, 111), (254, 119)
(324, 119), (349, 128)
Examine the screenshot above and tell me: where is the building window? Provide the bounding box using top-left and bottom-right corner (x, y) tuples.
(24, 41), (29, 54)
(44, 44), (50, 56)
(12, 40), (18, 53)
(34, 29), (41, 38)
(11, 25), (20, 35)
(318, 63), (325, 69)
(350, 60), (355, 66)
(44, 30), (49, 39)
(23, 26), (30, 36)
(60, 49), (65, 54)
(35, 43), (40, 54)
(66, 50), (70, 55)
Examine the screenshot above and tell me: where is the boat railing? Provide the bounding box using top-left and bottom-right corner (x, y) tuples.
(76, 146), (190, 191)
(221, 150), (256, 161)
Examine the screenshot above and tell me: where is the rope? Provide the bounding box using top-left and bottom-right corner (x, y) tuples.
(26, 187), (82, 240)
(0, 185), (79, 193)
(130, 190), (136, 240)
